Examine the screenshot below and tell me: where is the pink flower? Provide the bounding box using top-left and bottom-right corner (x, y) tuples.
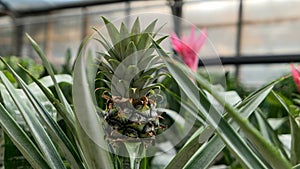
(170, 26), (208, 72)
(291, 64), (300, 93)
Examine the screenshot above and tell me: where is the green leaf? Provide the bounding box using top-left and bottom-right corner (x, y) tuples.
(157, 108), (185, 129)
(93, 27), (113, 50)
(0, 103), (50, 169)
(73, 39), (114, 169)
(293, 163), (300, 169)
(13, 68), (84, 169)
(93, 28), (120, 61)
(290, 116), (300, 165)
(0, 70), (66, 168)
(183, 81), (277, 169)
(125, 41), (138, 64)
(169, 58), (292, 168)
(152, 40), (270, 169)
(4, 134), (33, 169)
(138, 54), (157, 71)
(273, 91), (300, 165)
(131, 17), (141, 35)
(136, 19), (158, 50)
(26, 34), (75, 121)
(108, 58), (121, 70)
(120, 22), (130, 54)
(101, 16), (120, 44)
(144, 19), (157, 34)
(165, 126), (212, 169)
(124, 142), (142, 169)
(268, 117), (288, 130)
(254, 109), (289, 160)
(21, 68), (76, 134)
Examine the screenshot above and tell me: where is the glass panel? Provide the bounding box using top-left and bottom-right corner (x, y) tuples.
(183, 0), (239, 56)
(0, 17), (13, 56)
(239, 0), (300, 87)
(22, 9), (84, 64)
(239, 64), (289, 88)
(242, 0), (300, 55)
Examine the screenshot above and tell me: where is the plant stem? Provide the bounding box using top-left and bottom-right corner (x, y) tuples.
(124, 142), (143, 169)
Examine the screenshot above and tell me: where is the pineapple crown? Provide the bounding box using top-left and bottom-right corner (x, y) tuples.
(95, 17), (168, 100)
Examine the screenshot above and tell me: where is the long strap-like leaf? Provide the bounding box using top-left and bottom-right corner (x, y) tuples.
(164, 56), (292, 169)
(182, 80), (276, 169)
(0, 71), (66, 169)
(0, 103), (51, 169)
(73, 36), (114, 169)
(152, 40), (269, 169)
(26, 34), (75, 123)
(10, 67), (85, 169)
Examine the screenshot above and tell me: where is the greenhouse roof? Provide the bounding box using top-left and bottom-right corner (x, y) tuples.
(0, 0), (127, 17)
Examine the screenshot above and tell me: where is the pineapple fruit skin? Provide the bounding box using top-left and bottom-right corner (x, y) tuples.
(103, 95), (164, 144)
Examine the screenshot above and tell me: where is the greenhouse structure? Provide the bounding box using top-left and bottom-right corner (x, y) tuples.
(0, 0), (300, 169)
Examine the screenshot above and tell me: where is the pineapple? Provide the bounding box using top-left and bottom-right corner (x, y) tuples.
(94, 17), (168, 147)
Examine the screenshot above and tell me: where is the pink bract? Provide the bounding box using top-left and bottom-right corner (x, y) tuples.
(170, 26), (208, 72)
(291, 64), (300, 93)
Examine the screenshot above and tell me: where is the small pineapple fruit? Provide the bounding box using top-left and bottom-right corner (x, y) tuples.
(95, 17), (168, 146)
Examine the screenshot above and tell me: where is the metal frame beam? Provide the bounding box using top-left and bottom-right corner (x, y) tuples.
(199, 54), (300, 66)
(1, 0), (126, 18)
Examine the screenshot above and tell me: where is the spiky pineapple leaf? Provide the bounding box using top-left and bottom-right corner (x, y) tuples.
(100, 60), (114, 73)
(94, 38), (120, 61)
(95, 77), (111, 87)
(100, 72), (113, 82)
(138, 84), (162, 97)
(94, 39), (111, 53)
(120, 22), (130, 53)
(125, 41), (138, 64)
(144, 73), (168, 88)
(108, 59), (120, 70)
(132, 75), (154, 89)
(132, 67), (158, 86)
(138, 54), (157, 70)
(144, 56), (163, 73)
(100, 17), (124, 61)
(101, 16), (120, 44)
(144, 19), (158, 34)
(120, 22), (129, 40)
(125, 65), (140, 78)
(93, 28), (120, 61)
(136, 20), (158, 50)
(130, 17), (141, 36)
(99, 65), (113, 74)
(153, 22), (167, 38)
(293, 163), (300, 169)
(93, 27), (113, 49)
(149, 35), (168, 48)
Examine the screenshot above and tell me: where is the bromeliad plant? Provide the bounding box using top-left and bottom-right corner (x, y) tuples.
(170, 26), (207, 72)
(0, 15), (299, 169)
